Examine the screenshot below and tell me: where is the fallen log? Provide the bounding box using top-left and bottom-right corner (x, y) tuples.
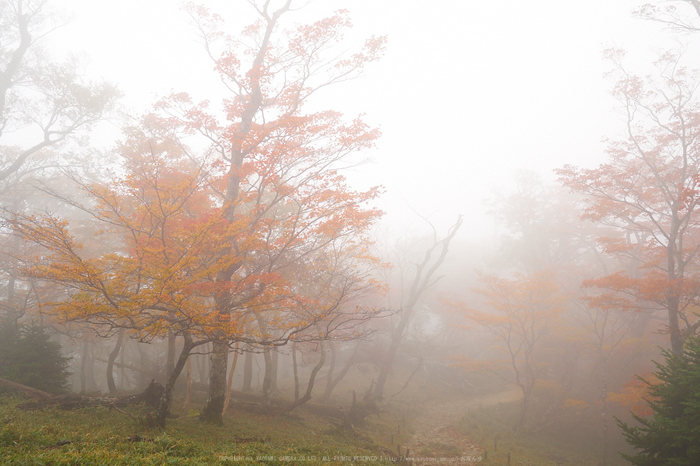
(0, 377), (55, 401)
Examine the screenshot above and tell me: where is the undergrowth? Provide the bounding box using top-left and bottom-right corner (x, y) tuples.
(0, 394), (394, 465)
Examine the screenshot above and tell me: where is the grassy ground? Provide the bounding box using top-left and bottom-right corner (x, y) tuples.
(0, 394), (396, 465)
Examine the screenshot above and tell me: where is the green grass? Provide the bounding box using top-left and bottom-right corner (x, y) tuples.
(457, 401), (629, 466)
(0, 394), (395, 465)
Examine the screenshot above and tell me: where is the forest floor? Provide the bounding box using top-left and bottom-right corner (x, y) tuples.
(0, 392), (397, 465)
(402, 387), (522, 464)
(0, 379), (631, 465)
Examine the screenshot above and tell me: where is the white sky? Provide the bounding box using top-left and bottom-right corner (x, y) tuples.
(49, 0), (676, 240)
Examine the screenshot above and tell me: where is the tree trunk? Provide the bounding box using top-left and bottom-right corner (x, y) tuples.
(270, 349), (279, 393)
(292, 342), (299, 402)
(0, 377), (54, 401)
(201, 1), (292, 425)
(119, 336), (127, 391)
(668, 293), (683, 356)
(80, 340), (88, 393)
(166, 331), (176, 384)
(374, 326), (405, 399)
(223, 341), (240, 413)
(200, 339), (229, 424)
(243, 349), (253, 392)
(85, 342), (97, 392)
(155, 334), (198, 428)
(106, 329), (125, 395)
(283, 341), (327, 413)
(320, 340), (337, 401)
(261, 347), (273, 401)
(136, 342), (150, 388)
(320, 342), (361, 402)
(196, 344), (208, 384)
(514, 385), (531, 434)
(600, 367), (609, 466)
(182, 357), (192, 411)
(80, 341), (98, 393)
(373, 216), (462, 400)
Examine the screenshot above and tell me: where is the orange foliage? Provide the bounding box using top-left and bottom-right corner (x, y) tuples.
(9, 9), (387, 346)
(556, 50), (700, 354)
(448, 273), (564, 392)
(607, 372), (661, 417)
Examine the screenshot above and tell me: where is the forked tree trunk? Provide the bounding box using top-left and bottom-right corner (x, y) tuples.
(283, 340), (327, 413)
(155, 333), (200, 428)
(373, 216), (462, 400)
(320, 342), (361, 402)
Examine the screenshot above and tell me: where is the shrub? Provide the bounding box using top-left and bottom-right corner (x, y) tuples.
(0, 321), (71, 395)
(617, 336), (700, 465)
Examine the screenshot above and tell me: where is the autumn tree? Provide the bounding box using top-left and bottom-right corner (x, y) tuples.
(10, 1), (386, 426)
(12, 108), (384, 425)
(451, 273), (565, 433)
(482, 171), (660, 462)
(10, 124), (230, 425)
(558, 49), (700, 357)
(144, 1), (386, 423)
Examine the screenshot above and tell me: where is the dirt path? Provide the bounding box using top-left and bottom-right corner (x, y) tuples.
(403, 388), (522, 463)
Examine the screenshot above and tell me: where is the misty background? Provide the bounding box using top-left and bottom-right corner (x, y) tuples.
(46, 0), (670, 238)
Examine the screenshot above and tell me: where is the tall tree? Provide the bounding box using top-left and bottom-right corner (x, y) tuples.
(153, 1), (385, 424)
(558, 49), (700, 356)
(11, 58), (385, 428)
(372, 216), (462, 400)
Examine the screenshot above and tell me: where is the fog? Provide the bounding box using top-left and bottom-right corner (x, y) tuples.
(47, 0), (666, 236)
(2, 1), (699, 464)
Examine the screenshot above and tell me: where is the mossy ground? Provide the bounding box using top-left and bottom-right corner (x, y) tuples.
(0, 394), (395, 465)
